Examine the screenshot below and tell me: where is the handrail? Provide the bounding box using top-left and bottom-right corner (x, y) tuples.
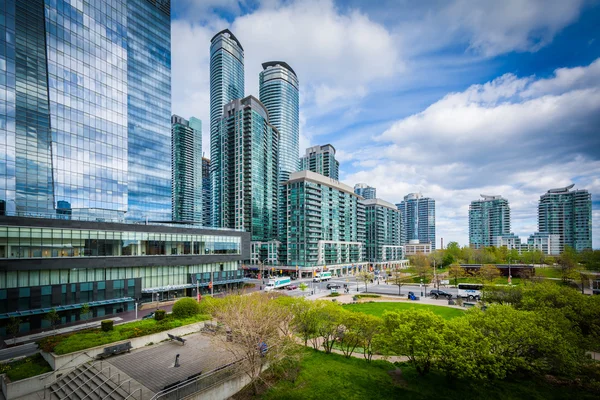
(80, 371), (118, 400)
(59, 365), (111, 400)
(101, 378), (132, 400)
(124, 388), (142, 400)
(50, 361), (98, 396)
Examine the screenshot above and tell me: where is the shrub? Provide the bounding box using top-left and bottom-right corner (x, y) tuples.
(154, 309), (166, 321)
(101, 320), (113, 332)
(327, 292), (341, 297)
(172, 298), (200, 319)
(355, 294), (381, 299)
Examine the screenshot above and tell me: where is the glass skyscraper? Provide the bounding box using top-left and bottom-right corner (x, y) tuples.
(259, 61), (299, 183)
(0, 0), (171, 221)
(354, 183), (376, 199)
(209, 29), (244, 227)
(299, 144), (339, 180)
(538, 184), (592, 252)
(469, 195), (511, 248)
(214, 96), (279, 242)
(202, 157), (211, 227)
(171, 115), (202, 223)
(284, 170), (365, 267)
(396, 193), (436, 249)
(362, 198), (403, 264)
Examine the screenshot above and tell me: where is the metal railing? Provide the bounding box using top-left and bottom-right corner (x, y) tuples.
(58, 365), (112, 399)
(45, 361), (97, 399)
(123, 388), (142, 400)
(149, 360), (244, 400)
(101, 378), (132, 400)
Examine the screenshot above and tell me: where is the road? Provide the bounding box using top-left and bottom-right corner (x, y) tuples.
(0, 342), (38, 362)
(254, 275), (459, 298)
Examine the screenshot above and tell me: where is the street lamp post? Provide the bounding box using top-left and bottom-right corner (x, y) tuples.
(508, 258), (512, 285)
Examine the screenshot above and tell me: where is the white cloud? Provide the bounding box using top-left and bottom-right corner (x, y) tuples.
(341, 59), (600, 247)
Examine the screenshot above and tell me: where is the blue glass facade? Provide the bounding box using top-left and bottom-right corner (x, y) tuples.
(0, 0), (172, 222)
(126, 0), (172, 221)
(209, 29), (244, 227)
(172, 115), (202, 223)
(396, 193), (436, 249)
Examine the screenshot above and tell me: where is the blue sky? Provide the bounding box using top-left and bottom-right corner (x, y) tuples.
(170, 0), (600, 248)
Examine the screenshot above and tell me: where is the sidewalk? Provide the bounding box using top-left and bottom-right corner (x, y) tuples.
(304, 290), (466, 310)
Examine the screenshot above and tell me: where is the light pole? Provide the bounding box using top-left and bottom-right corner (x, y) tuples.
(508, 258), (512, 285)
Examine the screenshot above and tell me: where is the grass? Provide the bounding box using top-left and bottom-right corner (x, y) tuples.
(0, 354), (52, 382)
(38, 313), (209, 355)
(253, 348), (599, 400)
(343, 302), (465, 320)
(534, 267), (563, 279)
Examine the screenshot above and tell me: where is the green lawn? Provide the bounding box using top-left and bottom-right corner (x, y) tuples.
(255, 349), (599, 400)
(38, 313), (209, 355)
(343, 302), (464, 320)
(534, 267), (563, 279)
(0, 354), (52, 382)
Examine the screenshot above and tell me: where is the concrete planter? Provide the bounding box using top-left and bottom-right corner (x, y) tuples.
(42, 321), (206, 371)
(1, 370), (55, 399)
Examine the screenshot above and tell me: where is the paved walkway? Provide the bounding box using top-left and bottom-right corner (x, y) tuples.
(107, 331), (236, 394)
(306, 291), (467, 310)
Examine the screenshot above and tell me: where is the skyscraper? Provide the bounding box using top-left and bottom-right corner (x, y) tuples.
(469, 195), (511, 248)
(209, 29), (244, 227)
(355, 184), (377, 199)
(362, 198), (403, 266)
(299, 144), (339, 180)
(538, 184), (592, 252)
(396, 193), (436, 249)
(285, 171), (365, 267)
(202, 157), (212, 227)
(171, 115), (202, 223)
(214, 96), (279, 241)
(259, 61), (299, 184)
(0, 0), (171, 221)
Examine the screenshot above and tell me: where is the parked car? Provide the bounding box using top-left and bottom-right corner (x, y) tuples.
(326, 283), (341, 289)
(286, 284), (298, 290)
(429, 289), (453, 299)
(142, 312), (155, 320)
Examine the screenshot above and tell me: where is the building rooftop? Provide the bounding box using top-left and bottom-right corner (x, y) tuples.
(286, 170), (358, 197)
(210, 29), (244, 51)
(261, 61), (297, 77)
(360, 198), (398, 210)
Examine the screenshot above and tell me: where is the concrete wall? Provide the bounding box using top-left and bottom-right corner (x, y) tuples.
(1, 371), (55, 400)
(184, 372), (252, 400)
(44, 321), (206, 371)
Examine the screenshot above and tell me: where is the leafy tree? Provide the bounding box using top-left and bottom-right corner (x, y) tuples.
(211, 292), (297, 394)
(316, 302), (347, 354)
(357, 313), (383, 361)
(356, 269), (374, 292)
(442, 253), (455, 267)
(507, 248), (521, 264)
(558, 246), (579, 283)
(448, 263), (466, 287)
(482, 285), (523, 305)
(446, 241), (461, 260)
(388, 269), (411, 295)
(44, 309), (60, 332)
(579, 249), (600, 271)
(376, 309), (445, 375)
(411, 253), (433, 282)
(79, 303), (90, 324)
(7, 317), (21, 340)
(289, 297), (318, 346)
(478, 264), (501, 284)
(298, 282), (308, 294)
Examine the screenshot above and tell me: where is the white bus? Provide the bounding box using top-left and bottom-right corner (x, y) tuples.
(457, 283), (483, 300)
(313, 271), (332, 282)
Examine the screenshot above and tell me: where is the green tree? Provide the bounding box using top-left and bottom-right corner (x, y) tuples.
(356, 269), (374, 292)
(298, 282), (308, 294)
(79, 303), (90, 324)
(44, 309), (60, 332)
(478, 264), (502, 284)
(313, 301), (346, 354)
(7, 317), (21, 341)
(446, 241), (461, 260)
(289, 298), (319, 346)
(411, 253), (433, 282)
(448, 263), (466, 287)
(558, 246), (579, 283)
(357, 313), (383, 361)
(388, 269), (411, 295)
(376, 309), (445, 375)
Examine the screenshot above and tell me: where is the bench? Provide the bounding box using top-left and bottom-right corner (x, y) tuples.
(463, 302), (476, 308)
(97, 342), (132, 359)
(168, 333), (186, 345)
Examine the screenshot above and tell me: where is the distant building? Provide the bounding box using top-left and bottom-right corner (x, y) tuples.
(538, 184), (592, 253)
(284, 171), (364, 268)
(469, 195), (511, 248)
(362, 198), (404, 267)
(527, 232), (561, 255)
(404, 240), (432, 256)
(202, 157), (211, 227)
(396, 193), (436, 249)
(492, 234), (522, 250)
(214, 96), (279, 242)
(171, 115), (202, 223)
(354, 184), (376, 200)
(299, 144), (339, 180)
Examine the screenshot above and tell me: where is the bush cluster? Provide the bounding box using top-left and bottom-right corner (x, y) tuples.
(172, 298), (201, 319)
(101, 320), (113, 332)
(154, 309), (166, 321)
